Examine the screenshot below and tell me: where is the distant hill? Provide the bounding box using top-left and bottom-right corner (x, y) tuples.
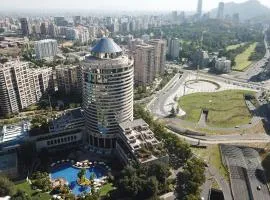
(210, 0), (270, 21)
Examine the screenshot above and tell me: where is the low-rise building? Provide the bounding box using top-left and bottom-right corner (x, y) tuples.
(214, 57), (232, 74)
(35, 128), (83, 152)
(190, 50), (210, 69)
(0, 121), (30, 150)
(49, 108), (84, 133)
(116, 119), (169, 165)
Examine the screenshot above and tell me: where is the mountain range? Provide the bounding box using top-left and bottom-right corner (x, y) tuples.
(210, 0), (270, 21)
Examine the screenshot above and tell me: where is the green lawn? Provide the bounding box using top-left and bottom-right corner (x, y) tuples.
(226, 43), (246, 51)
(233, 42), (257, 71)
(179, 90), (254, 127)
(15, 181), (51, 200)
(191, 145), (229, 181)
(99, 183), (116, 197)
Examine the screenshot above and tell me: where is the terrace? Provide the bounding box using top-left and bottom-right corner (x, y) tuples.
(118, 119), (168, 164)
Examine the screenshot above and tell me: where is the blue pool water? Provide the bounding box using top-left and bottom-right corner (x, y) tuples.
(51, 164), (106, 196)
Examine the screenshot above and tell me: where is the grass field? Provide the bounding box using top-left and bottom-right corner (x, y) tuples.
(191, 145), (229, 181)
(226, 43), (246, 51)
(233, 42), (257, 71)
(179, 90), (254, 128)
(15, 181), (115, 199)
(100, 183), (116, 196)
(15, 181), (51, 200)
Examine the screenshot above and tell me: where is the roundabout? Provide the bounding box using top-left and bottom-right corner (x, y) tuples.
(148, 72), (266, 136)
(184, 79), (220, 91)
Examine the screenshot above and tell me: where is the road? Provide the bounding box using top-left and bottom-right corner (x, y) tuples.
(167, 129), (270, 145)
(234, 33), (270, 81)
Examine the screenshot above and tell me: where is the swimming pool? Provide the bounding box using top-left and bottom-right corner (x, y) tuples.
(50, 164), (106, 196)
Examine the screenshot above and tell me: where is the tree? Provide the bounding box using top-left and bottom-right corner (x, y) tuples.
(11, 190), (31, 200)
(176, 158), (205, 199)
(64, 193), (75, 200)
(176, 106), (180, 114)
(77, 168), (86, 181)
(170, 106), (176, 117)
(147, 162), (170, 184)
(31, 171), (52, 192)
(0, 176), (15, 197)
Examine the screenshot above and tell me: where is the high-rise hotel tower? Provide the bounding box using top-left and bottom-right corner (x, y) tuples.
(82, 38), (134, 151)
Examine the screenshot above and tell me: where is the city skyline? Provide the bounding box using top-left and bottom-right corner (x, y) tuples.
(1, 0), (270, 12)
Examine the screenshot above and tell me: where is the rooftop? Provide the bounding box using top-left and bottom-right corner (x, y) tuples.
(91, 37), (122, 53)
(35, 39), (57, 44)
(119, 119), (166, 163)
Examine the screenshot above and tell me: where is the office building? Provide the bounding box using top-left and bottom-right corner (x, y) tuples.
(48, 23), (58, 38)
(40, 22), (47, 35)
(197, 0), (203, 17)
(217, 2), (225, 20)
(82, 37), (134, 152)
(233, 13), (240, 24)
(54, 17), (68, 26)
(168, 38), (180, 60)
(134, 43), (155, 85)
(65, 28), (79, 40)
(214, 57), (231, 74)
(34, 39), (58, 59)
(74, 16), (81, 26)
(20, 18), (31, 36)
(172, 11), (178, 23)
(148, 39), (166, 75)
(55, 65), (82, 95)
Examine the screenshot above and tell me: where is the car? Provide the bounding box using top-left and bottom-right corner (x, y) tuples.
(235, 126), (240, 128)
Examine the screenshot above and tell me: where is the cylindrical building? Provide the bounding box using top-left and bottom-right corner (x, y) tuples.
(82, 37), (134, 152)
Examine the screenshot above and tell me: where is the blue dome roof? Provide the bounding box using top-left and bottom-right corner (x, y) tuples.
(91, 37), (122, 53)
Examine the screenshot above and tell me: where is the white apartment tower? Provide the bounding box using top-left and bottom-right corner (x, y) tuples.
(168, 38), (180, 59)
(34, 39), (58, 59)
(82, 37), (134, 151)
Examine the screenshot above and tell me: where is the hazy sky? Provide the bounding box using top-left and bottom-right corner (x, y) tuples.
(1, 0), (270, 11)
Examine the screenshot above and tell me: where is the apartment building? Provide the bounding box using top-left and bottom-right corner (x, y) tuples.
(134, 43), (155, 85)
(148, 39), (166, 75)
(0, 60), (53, 117)
(55, 65), (81, 95)
(34, 39), (58, 59)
